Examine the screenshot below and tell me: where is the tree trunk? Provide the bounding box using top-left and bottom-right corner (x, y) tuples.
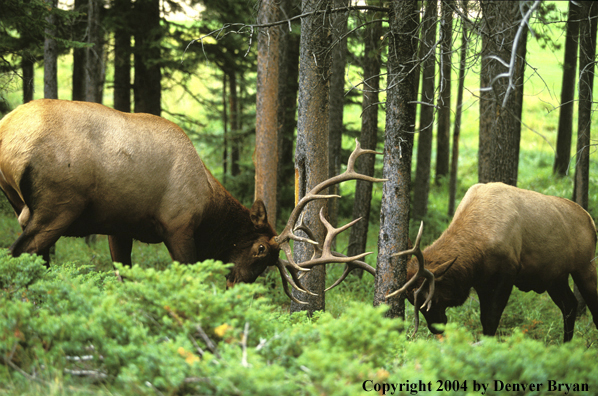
(327, 0), (349, 228)
(478, 1), (527, 186)
(44, 0), (58, 99)
(229, 71), (240, 177)
(22, 57), (34, 103)
(435, 0), (452, 185)
(412, 0), (438, 221)
(290, 0), (332, 314)
(86, 0), (104, 104)
(277, 3), (300, 214)
(374, 0), (418, 319)
(573, 0), (597, 318)
(347, 15), (382, 278)
(134, 0), (161, 115)
(554, 1), (580, 176)
(72, 0), (86, 102)
(255, 0), (281, 226)
(448, 0), (468, 217)
(113, 0), (131, 112)
(222, 73), (228, 183)
(574, 0), (597, 212)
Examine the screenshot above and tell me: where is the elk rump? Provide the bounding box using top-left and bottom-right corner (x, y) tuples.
(403, 182), (598, 342)
(0, 99), (280, 286)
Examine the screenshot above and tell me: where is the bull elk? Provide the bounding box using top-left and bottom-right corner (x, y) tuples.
(385, 182), (598, 342)
(0, 99), (384, 303)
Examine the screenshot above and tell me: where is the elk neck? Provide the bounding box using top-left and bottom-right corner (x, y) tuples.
(193, 177), (265, 263)
(420, 226), (485, 307)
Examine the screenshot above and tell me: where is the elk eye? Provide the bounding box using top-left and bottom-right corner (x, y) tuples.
(258, 244), (266, 255)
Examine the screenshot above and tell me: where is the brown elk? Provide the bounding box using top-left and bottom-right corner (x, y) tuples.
(385, 182), (598, 342)
(0, 99), (384, 303)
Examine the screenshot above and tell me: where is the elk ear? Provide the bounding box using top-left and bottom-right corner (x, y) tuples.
(250, 199), (269, 228)
(432, 257), (457, 279)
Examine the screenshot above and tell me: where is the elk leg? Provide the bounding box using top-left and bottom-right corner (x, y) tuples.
(109, 235), (133, 266)
(476, 279), (513, 336)
(571, 269), (598, 330)
(9, 211), (78, 266)
(546, 278), (578, 342)
(164, 228), (197, 264)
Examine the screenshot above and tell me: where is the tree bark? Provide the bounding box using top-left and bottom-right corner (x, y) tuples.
(553, 1), (580, 176)
(133, 0), (161, 115)
(72, 0), (86, 102)
(113, 0), (131, 112)
(277, 2), (300, 213)
(44, 0), (58, 99)
(478, 1), (527, 186)
(435, 0), (452, 185)
(86, 0), (104, 104)
(229, 71), (240, 177)
(290, 0), (332, 314)
(347, 15), (382, 278)
(412, 0), (438, 221)
(448, 0), (468, 217)
(255, 0), (281, 225)
(222, 73), (228, 184)
(374, 0), (418, 319)
(22, 57), (34, 103)
(327, 0), (349, 228)
(574, 0), (597, 212)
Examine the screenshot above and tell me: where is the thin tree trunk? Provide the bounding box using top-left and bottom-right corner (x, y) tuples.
(222, 73), (228, 184)
(72, 0), (86, 102)
(277, 9), (300, 214)
(113, 0), (131, 112)
(478, 1), (527, 186)
(413, 0), (438, 221)
(448, 0), (468, 217)
(435, 0), (452, 185)
(573, 0), (597, 317)
(290, 0), (332, 314)
(347, 15), (382, 278)
(44, 0), (58, 99)
(327, 0), (349, 228)
(134, 0), (161, 115)
(229, 71), (240, 177)
(255, 0), (281, 225)
(374, 0), (418, 319)
(22, 57), (34, 103)
(574, 0), (597, 213)
(86, 0), (104, 104)
(554, 1), (580, 176)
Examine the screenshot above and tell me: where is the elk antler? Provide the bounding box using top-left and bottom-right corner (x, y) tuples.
(274, 139), (386, 300)
(385, 221), (435, 334)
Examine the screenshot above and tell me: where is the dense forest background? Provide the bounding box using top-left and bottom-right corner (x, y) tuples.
(1, 0), (598, 394)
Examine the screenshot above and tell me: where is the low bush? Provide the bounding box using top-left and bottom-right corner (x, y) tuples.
(1, 252), (597, 395)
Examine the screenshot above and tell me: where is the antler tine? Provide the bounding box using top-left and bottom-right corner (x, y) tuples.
(324, 255), (376, 292)
(274, 140), (385, 303)
(274, 140), (386, 247)
(385, 221), (435, 303)
(295, 209), (371, 269)
(275, 262), (308, 305)
(274, 258), (318, 303)
(346, 138), (384, 174)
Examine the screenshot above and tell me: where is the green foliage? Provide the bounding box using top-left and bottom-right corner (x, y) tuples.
(1, 253), (597, 395)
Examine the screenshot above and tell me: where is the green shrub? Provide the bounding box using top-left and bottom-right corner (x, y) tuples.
(1, 253), (597, 396)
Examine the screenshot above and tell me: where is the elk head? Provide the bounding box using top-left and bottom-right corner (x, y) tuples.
(385, 222), (456, 335)
(271, 140), (385, 304)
